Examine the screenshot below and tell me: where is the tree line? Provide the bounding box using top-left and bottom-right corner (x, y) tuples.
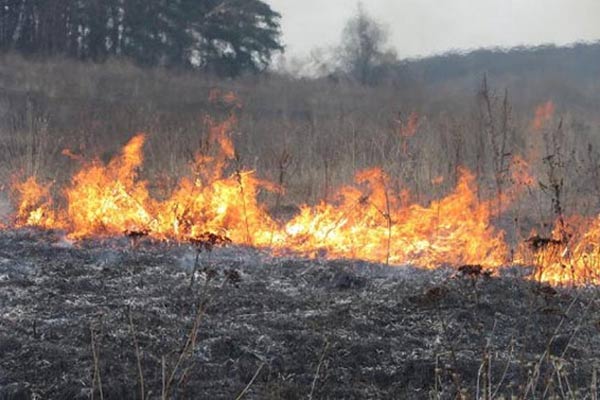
(0, 0), (283, 76)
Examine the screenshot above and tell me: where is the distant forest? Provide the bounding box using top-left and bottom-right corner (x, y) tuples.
(0, 0), (283, 76)
(0, 0), (599, 103)
(335, 42), (596, 109)
(394, 43), (600, 84)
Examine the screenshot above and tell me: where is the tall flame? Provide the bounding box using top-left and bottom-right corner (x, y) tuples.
(64, 134), (153, 238)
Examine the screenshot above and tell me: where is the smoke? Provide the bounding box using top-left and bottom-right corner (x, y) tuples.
(267, 0), (600, 59)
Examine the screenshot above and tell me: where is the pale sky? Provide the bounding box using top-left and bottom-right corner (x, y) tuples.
(266, 0), (600, 59)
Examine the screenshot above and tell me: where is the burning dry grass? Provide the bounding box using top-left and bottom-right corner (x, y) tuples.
(4, 56), (600, 398)
(9, 127), (508, 269)
(280, 167), (506, 268)
(2, 55), (600, 286)
(6, 100), (600, 286)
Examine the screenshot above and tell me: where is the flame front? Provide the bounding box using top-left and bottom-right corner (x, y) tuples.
(64, 134), (153, 238)
(26, 118), (280, 244)
(10, 121), (509, 271)
(515, 215), (600, 285)
(278, 168), (506, 268)
(13, 176), (59, 229)
(10, 102), (600, 286)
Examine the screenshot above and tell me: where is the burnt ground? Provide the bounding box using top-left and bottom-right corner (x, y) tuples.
(1, 230), (600, 399)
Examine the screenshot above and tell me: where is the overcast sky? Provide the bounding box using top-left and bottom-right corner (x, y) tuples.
(266, 0), (600, 60)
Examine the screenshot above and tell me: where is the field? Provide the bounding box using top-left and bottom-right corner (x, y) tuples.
(2, 229), (600, 399)
(2, 52), (600, 398)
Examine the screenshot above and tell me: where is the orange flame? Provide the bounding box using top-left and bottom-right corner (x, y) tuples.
(510, 155), (535, 188)
(431, 175), (444, 185)
(13, 176), (60, 229)
(516, 215), (600, 285)
(11, 111), (282, 246)
(63, 134), (154, 238)
(278, 168), (507, 267)
(531, 100), (555, 132)
(12, 97), (600, 286)
(398, 112), (420, 138)
(10, 122), (509, 270)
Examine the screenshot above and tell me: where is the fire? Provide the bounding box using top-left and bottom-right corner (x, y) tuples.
(278, 168), (506, 268)
(10, 120), (509, 270)
(516, 215), (600, 285)
(13, 176), (60, 229)
(531, 100), (555, 131)
(398, 111), (420, 138)
(63, 134), (154, 239)
(11, 111), (281, 246)
(153, 169), (278, 245)
(431, 175), (444, 185)
(396, 111), (420, 154)
(510, 155), (535, 187)
(150, 115), (278, 244)
(8, 96), (600, 287)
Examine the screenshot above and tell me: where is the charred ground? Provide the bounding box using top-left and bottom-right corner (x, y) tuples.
(1, 230), (600, 399)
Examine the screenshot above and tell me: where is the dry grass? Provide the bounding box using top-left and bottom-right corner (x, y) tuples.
(0, 53), (599, 241)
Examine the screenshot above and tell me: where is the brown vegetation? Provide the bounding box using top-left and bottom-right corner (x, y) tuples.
(1, 53), (599, 241)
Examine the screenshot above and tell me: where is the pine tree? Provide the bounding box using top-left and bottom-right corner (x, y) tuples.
(0, 0), (283, 76)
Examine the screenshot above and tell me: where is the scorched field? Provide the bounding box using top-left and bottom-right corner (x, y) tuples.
(2, 57), (600, 399)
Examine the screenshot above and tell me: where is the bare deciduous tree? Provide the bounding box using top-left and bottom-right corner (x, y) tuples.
(338, 3), (390, 84)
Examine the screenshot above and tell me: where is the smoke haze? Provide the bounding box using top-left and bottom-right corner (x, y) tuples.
(267, 0), (600, 58)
